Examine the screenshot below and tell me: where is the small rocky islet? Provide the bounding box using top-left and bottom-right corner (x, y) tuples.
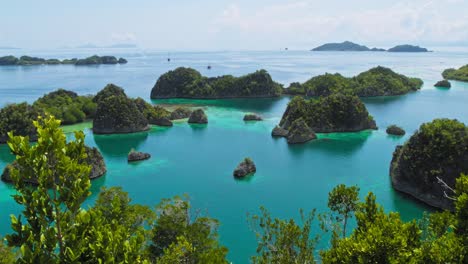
(188, 109), (208, 124)
(386, 125), (406, 136)
(434, 80), (451, 88)
(233, 158), (257, 178)
(243, 113), (263, 121)
(0, 55), (127, 66)
(128, 150), (151, 162)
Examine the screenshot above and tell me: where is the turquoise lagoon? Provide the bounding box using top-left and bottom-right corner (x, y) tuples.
(0, 49), (468, 263)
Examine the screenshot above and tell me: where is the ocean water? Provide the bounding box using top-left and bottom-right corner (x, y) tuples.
(1, 49), (468, 263)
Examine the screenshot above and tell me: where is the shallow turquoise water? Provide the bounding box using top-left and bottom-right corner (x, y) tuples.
(1, 49), (468, 263)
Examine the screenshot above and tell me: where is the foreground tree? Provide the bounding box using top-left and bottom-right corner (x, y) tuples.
(327, 184), (360, 238)
(149, 196), (228, 263)
(248, 207), (317, 264)
(0, 238), (15, 263)
(5, 116), (148, 263)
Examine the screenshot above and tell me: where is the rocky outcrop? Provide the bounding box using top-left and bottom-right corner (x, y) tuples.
(149, 117), (173, 127)
(243, 114), (263, 121)
(434, 80), (451, 88)
(188, 109), (208, 124)
(1, 146), (106, 183)
(386, 125), (406, 136)
(390, 119), (468, 210)
(85, 146), (107, 179)
(286, 118), (317, 144)
(170, 107), (192, 120)
(128, 150), (151, 162)
(271, 126), (289, 137)
(233, 158), (257, 178)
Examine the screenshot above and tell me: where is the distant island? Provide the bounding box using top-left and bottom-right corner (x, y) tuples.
(311, 41), (429, 53)
(311, 41), (384, 52)
(387, 45), (428, 52)
(0, 55), (128, 66)
(150, 67), (283, 99)
(285, 66), (423, 97)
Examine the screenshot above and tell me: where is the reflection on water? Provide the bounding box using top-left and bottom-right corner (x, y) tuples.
(93, 131), (149, 156)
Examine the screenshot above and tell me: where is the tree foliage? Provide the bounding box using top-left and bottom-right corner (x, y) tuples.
(286, 66), (423, 97)
(248, 207), (317, 264)
(33, 89), (96, 125)
(442, 65), (468, 82)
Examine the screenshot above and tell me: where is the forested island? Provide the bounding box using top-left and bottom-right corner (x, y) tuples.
(390, 119), (468, 210)
(150, 67), (283, 99)
(272, 93), (377, 144)
(285, 66), (423, 97)
(0, 55), (127, 66)
(311, 41), (429, 52)
(442, 64), (468, 82)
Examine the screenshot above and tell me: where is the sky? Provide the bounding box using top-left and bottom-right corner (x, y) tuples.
(1, 0), (468, 50)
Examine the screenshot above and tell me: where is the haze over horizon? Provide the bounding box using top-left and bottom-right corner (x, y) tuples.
(1, 0), (468, 50)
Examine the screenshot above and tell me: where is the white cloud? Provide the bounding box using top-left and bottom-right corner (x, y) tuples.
(211, 0), (468, 48)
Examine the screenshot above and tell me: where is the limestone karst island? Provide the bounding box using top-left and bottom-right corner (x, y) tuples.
(0, 1), (467, 263)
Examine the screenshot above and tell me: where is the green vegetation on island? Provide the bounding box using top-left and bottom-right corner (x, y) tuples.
(0, 102), (40, 143)
(1, 116), (468, 262)
(93, 85), (150, 134)
(390, 118), (468, 210)
(442, 65), (468, 82)
(150, 67), (283, 99)
(277, 94), (377, 134)
(33, 89), (97, 125)
(286, 66), (423, 97)
(0, 55), (128, 66)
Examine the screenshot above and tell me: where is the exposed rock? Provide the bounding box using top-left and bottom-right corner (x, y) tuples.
(287, 118), (317, 144)
(188, 109), (208, 124)
(150, 117), (173, 127)
(243, 113), (263, 121)
(434, 80), (451, 88)
(271, 126), (289, 137)
(128, 150), (151, 162)
(233, 158), (257, 178)
(118, 58), (128, 64)
(386, 125), (406, 136)
(85, 146), (107, 179)
(390, 119), (468, 210)
(170, 107), (192, 120)
(1, 146), (106, 183)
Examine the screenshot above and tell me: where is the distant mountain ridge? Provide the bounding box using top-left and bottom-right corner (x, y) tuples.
(311, 41), (429, 52)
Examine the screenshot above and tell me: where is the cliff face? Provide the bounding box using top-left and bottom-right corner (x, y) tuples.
(390, 119), (468, 210)
(278, 94), (377, 133)
(150, 67), (283, 99)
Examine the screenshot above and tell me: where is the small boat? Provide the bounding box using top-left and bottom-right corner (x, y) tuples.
(207, 65), (212, 70)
